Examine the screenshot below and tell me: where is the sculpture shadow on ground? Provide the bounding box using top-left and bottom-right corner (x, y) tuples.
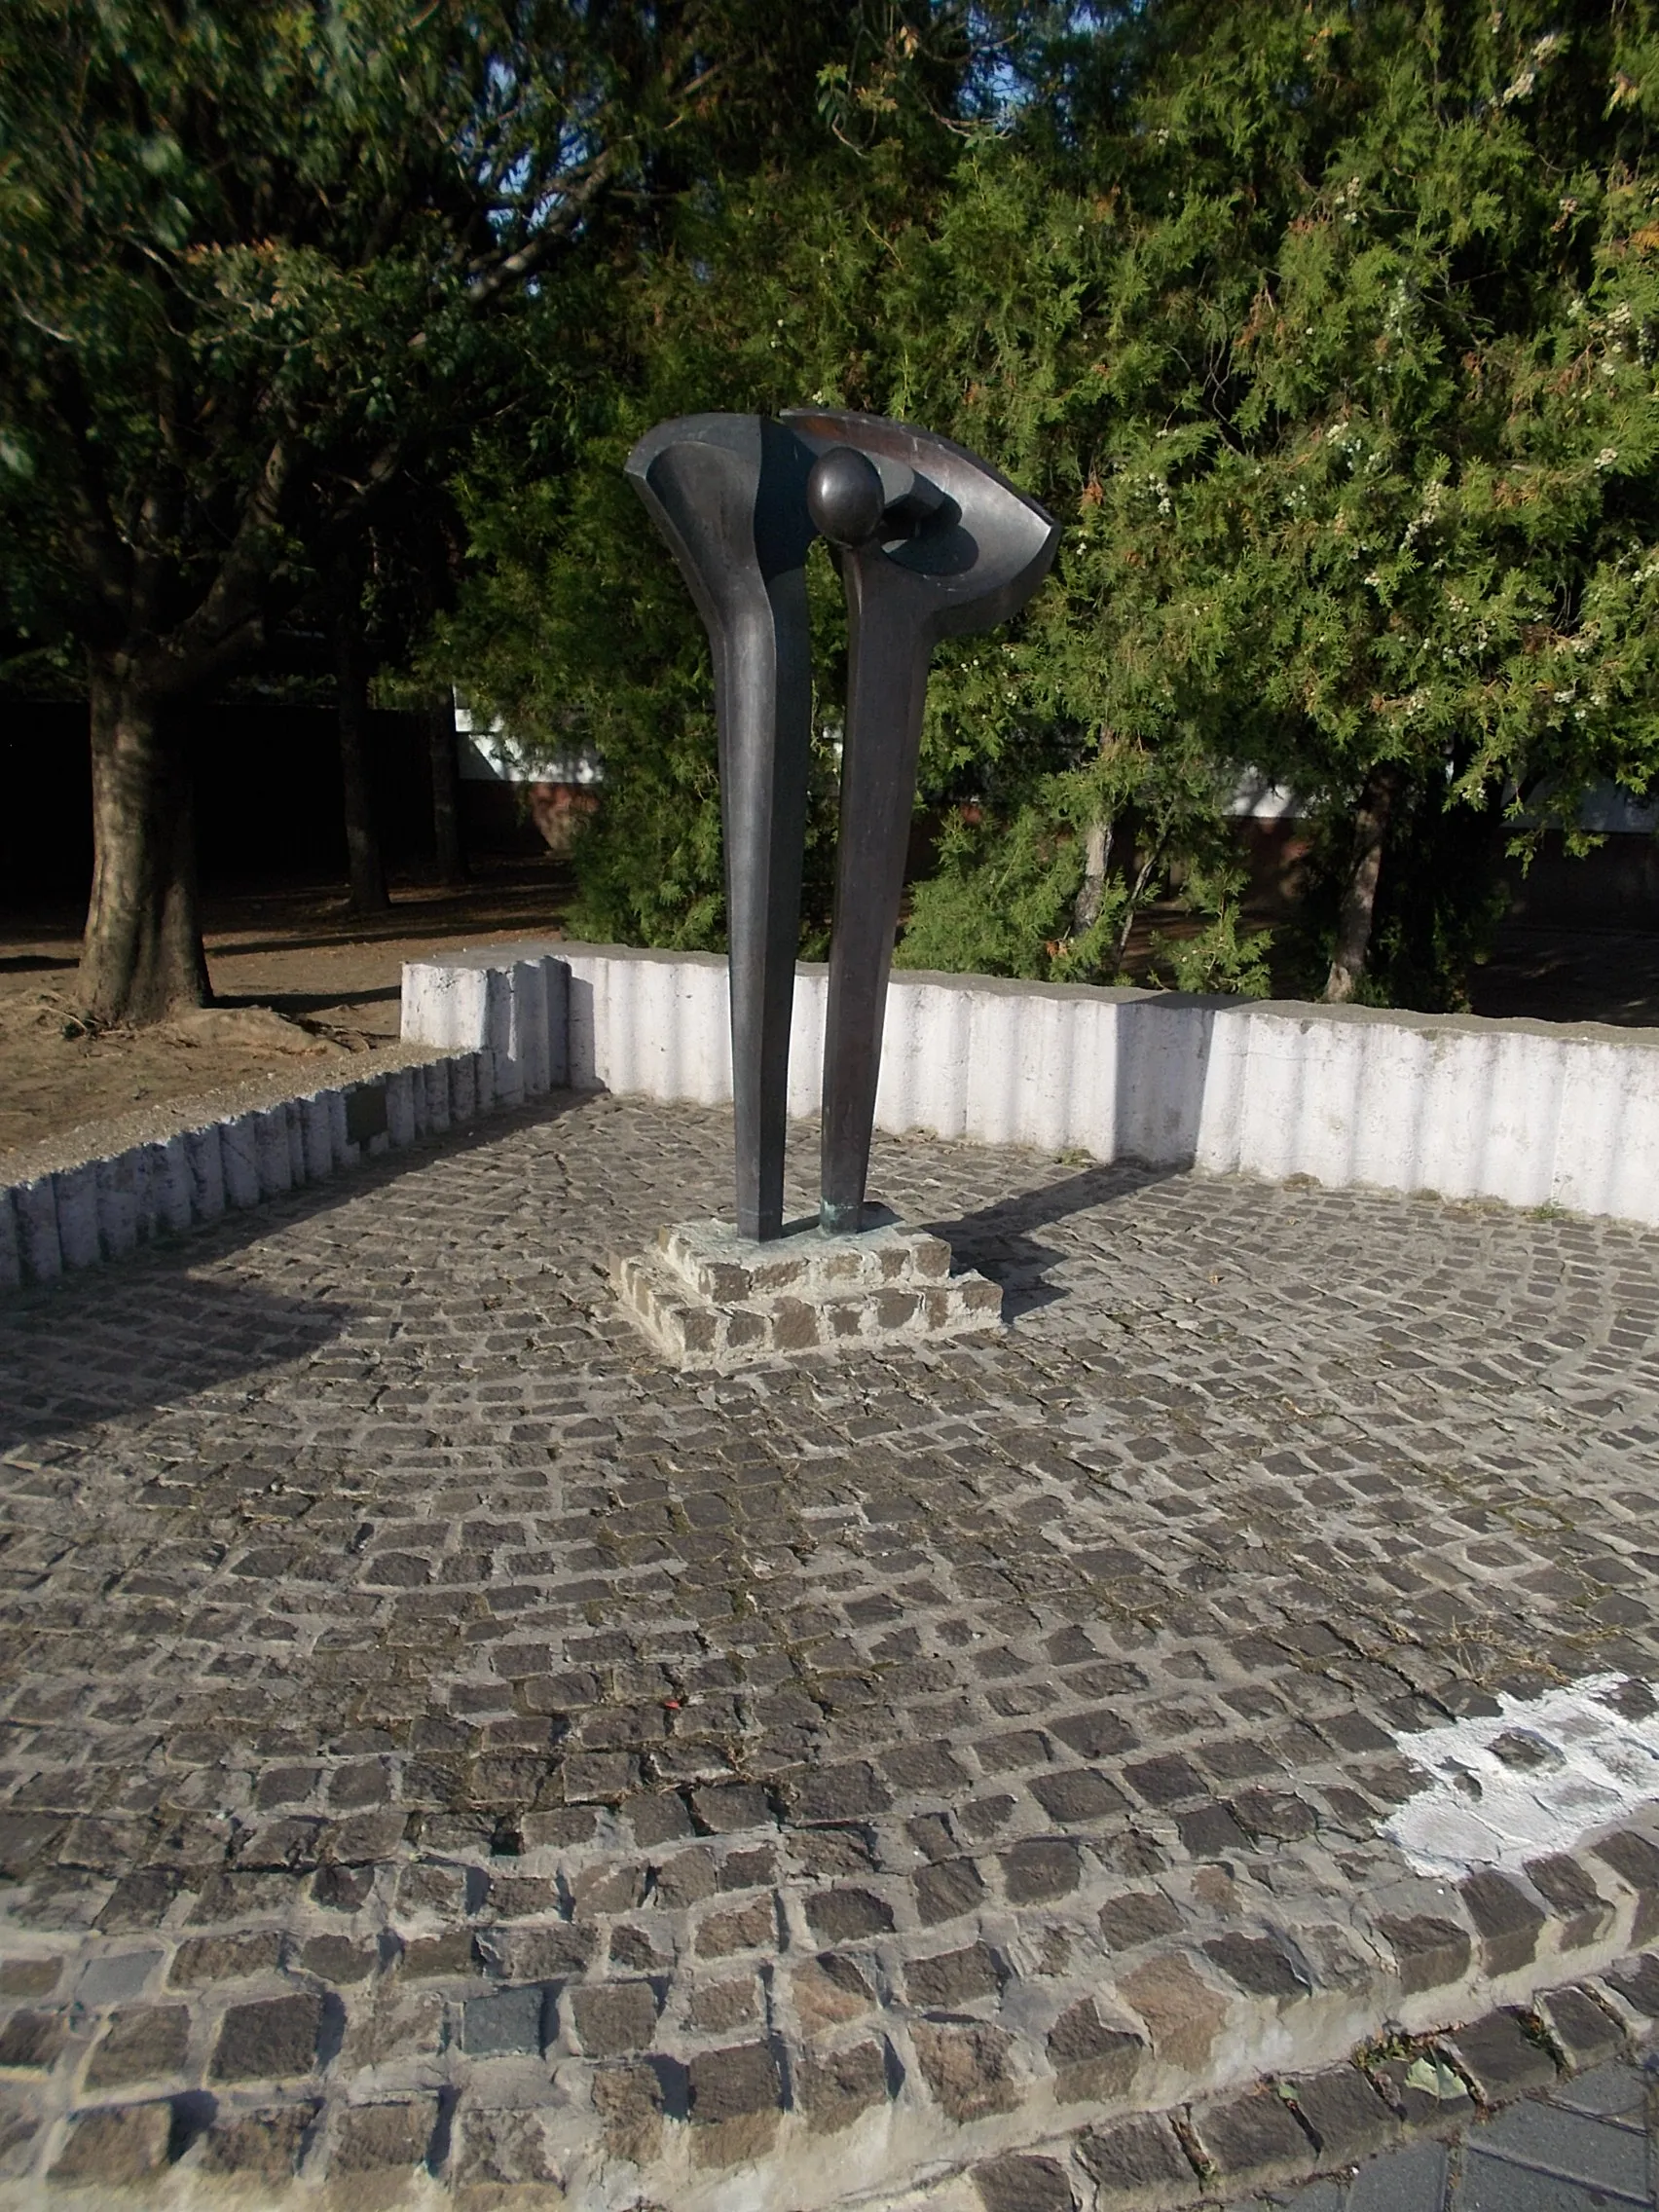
(923, 1158), (1184, 1318)
(901, 982), (1230, 1314)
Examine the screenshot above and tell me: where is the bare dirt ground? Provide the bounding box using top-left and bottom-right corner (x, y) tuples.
(0, 856), (573, 1182)
(3, 851), (1655, 1184)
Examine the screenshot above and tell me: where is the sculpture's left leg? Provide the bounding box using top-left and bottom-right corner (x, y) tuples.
(626, 416), (817, 1240)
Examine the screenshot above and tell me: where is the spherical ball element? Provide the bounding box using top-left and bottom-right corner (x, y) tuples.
(807, 446), (886, 549)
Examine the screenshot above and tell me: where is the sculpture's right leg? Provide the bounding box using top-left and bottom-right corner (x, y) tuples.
(626, 418), (817, 1240)
(819, 575), (933, 1234)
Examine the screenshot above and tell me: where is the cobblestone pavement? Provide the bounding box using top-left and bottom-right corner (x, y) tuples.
(3, 1092), (1659, 2206)
(1241, 2056), (1656, 2209)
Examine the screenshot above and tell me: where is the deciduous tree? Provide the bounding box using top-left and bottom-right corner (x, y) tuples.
(0, 0), (880, 1019)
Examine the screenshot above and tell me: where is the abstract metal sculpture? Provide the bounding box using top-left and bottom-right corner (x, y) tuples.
(628, 410), (1057, 1241)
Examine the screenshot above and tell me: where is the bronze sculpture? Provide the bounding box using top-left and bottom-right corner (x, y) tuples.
(627, 409), (1057, 1242)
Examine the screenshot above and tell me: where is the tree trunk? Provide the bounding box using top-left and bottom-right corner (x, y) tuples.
(1114, 837), (1163, 970)
(1324, 765), (1399, 1002)
(334, 613), (388, 914)
(427, 692), (467, 886)
(77, 653), (211, 1026)
(1073, 816), (1112, 934)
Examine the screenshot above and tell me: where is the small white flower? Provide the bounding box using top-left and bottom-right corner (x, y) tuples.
(1596, 447), (1619, 468)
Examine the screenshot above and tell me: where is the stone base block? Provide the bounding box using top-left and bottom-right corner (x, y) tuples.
(611, 1208), (1003, 1369)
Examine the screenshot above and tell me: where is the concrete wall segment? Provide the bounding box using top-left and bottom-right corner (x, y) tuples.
(1191, 1005), (1249, 1177)
(480, 966), (519, 1104)
(424, 1059), (452, 1137)
(12, 1178), (60, 1281)
(184, 1124), (225, 1223)
(220, 1115), (261, 1209)
(0, 1189), (18, 1291)
(54, 1161), (99, 1268)
(1490, 1027), (1565, 1206)
(1554, 1037), (1659, 1221)
(326, 1088), (353, 1170)
(788, 970), (827, 1121)
(1232, 1008), (1310, 1186)
(1249, 1009), (1343, 1189)
(917, 978), (974, 1143)
(145, 1135), (193, 1235)
(252, 1106), (292, 1199)
(402, 940), (1658, 1229)
(284, 1098), (307, 1185)
(385, 1068), (416, 1149)
(399, 956), (492, 1053)
(543, 962), (570, 1089)
(300, 1095), (335, 1183)
(514, 958), (552, 1097)
(94, 1152), (139, 1259)
(1129, 996), (1219, 1166)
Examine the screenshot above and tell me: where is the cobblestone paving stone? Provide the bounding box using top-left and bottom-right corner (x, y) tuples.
(1232, 2056), (1657, 2209)
(2, 1091), (1659, 2205)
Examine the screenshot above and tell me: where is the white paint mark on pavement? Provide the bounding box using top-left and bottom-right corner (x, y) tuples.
(1383, 1675), (1659, 1876)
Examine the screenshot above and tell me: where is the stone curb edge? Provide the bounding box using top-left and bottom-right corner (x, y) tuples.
(928, 1960), (1659, 2212)
(0, 1045), (551, 1293)
(13, 1956), (1659, 2207)
(11, 1796), (1659, 2211)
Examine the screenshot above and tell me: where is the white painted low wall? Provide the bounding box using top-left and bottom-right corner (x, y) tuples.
(402, 942), (1659, 1228)
(0, 1049), (500, 1292)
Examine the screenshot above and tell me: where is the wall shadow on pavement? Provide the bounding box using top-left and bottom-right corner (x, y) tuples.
(0, 1090), (586, 1448)
(0, 1267), (357, 1456)
(925, 1158), (1186, 1318)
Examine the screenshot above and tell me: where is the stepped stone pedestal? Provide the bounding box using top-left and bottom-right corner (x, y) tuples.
(611, 1207), (1003, 1370)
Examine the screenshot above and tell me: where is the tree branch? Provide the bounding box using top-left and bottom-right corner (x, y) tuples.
(461, 147), (615, 311)
(161, 435), (294, 686)
(29, 347), (131, 627)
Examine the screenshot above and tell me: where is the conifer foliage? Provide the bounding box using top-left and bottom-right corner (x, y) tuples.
(448, 0), (1659, 1007)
